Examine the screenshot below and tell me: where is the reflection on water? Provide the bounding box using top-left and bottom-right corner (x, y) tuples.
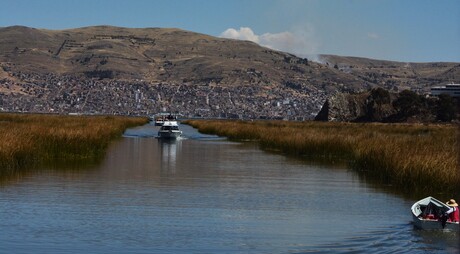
(158, 139), (180, 175)
(0, 123), (458, 253)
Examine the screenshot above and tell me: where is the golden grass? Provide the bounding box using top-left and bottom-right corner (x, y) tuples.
(0, 113), (148, 175)
(184, 120), (459, 194)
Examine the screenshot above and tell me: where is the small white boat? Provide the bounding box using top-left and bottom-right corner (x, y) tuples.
(411, 196), (460, 231)
(158, 121), (182, 139)
(153, 113), (178, 126)
(154, 116), (165, 126)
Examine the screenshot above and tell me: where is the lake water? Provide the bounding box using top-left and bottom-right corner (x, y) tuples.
(0, 123), (458, 253)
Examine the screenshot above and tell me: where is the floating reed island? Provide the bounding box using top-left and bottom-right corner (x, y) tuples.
(184, 120), (459, 195)
(0, 113), (148, 176)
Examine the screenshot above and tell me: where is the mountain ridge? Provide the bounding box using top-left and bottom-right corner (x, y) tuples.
(0, 25), (459, 119)
(1, 25), (458, 88)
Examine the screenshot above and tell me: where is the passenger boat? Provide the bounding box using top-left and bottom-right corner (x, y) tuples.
(153, 113), (178, 126)
(154, 116), (165, 126)
(411, 196), (460, 231)
(157, 121), (182, 139)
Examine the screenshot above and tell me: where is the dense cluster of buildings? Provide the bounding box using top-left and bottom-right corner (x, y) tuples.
(0, 72), (327, 120)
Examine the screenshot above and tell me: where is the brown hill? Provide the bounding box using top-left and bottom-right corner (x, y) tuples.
(0, 25), (361, 91)
(1, 26), (458, 92)
(0, 26), (459, 119)
(319, 55), (460, 93)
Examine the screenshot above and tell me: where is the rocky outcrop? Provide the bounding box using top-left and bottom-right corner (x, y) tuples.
(315, 88), (458, 122)
(314, 92), (368, 122)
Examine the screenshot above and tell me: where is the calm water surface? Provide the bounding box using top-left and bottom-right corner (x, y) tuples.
(0, 123), (458, 253)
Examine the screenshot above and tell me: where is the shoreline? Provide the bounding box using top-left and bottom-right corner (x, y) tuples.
(0, 113), (148, 177)
(184, 119), (459, 196)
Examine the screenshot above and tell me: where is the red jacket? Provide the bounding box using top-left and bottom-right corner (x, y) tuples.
(449, 207), (459, 222)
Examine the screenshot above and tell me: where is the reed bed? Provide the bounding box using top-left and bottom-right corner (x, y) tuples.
(185, 120), (459, 194)
(0, 113), (148, 175)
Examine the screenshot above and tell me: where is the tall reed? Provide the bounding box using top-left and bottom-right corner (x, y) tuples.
(185, 120), (459, 194)
(0, 113), (148, 175)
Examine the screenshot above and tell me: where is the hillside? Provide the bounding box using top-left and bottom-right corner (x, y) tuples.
(319, 55), (460, 93)
(0, 26), (359, 89)
(0, 26), (459, 119)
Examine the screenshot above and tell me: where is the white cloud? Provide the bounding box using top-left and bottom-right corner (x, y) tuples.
(367, 32), (380, 40)
(221, 27), (260, 43)
(220, 26), (319, 58)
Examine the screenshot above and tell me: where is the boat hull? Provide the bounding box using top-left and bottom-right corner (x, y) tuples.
(412, 214), (459, 231)
(411, 196), (460, 231)
(157, 120), (182, 139)
(158, 130), (181, 139)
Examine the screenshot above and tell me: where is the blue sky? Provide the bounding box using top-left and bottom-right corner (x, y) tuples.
(0, 0), (459, 62)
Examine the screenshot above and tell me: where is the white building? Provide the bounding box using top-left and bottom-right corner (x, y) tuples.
(430, 83), (460, 97)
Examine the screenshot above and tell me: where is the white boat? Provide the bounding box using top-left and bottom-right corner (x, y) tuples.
(411, 196), (460, 231)
(153, 113), (178, 126)
(154, 116), (165, 126)
(157, 121), (182, 139)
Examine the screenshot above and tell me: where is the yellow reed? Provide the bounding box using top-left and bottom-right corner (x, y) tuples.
(185, 120), (458, 194)
(0, 113), (148, 174)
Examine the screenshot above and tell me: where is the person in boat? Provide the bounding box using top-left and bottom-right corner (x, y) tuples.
(445, 199), (459, 222)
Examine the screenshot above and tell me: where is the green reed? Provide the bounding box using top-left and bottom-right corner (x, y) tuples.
(184, 120), (459, 194)
(0, 113), (148, 175)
